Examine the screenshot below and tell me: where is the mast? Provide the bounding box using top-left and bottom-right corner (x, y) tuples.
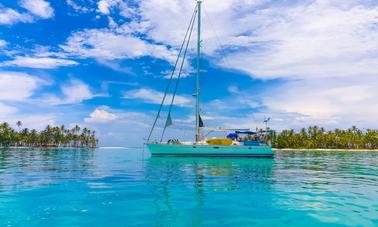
(195, 0), (202, 142)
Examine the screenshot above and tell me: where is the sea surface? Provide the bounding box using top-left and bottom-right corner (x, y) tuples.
(0, 148), (377, 226)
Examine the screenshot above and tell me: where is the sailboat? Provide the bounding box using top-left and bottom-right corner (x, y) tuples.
(146, 0), (273, 157)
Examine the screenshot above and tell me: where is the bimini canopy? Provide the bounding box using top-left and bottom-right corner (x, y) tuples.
(235, 130), (257, 135)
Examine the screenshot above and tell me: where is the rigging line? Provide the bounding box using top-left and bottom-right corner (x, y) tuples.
(146, 6), (198, 142)
(203, 8), (259, 128)
(202, 8), (233, 70)
(160, 7), (197, 142)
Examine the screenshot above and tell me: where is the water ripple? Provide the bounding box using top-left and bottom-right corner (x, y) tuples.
(0, 148), (377, 226)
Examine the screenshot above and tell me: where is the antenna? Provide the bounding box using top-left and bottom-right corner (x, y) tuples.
(263, 117), (271, 132)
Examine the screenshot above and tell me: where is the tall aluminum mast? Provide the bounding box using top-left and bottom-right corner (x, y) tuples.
(195, 0), (202, 142)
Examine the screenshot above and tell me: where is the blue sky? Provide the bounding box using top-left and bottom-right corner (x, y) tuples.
(0, 0), (377, 146)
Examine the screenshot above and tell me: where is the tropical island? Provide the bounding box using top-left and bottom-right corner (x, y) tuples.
(1, 121), (377, 150)
(0, 121), (98, 148)
(271, 126), (378, 150)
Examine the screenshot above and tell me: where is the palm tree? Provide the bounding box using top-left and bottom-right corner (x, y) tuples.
(16, 121), (22, 132)
(71, 125), (81, 147)
(0, 122), (99, 148)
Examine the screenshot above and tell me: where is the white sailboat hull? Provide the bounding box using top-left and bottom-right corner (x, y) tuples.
(147, 143), (273, 157)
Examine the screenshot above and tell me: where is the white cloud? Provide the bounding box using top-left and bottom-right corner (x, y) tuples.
(107, 16), (117, 28)
(0, 71), (45, 101)
(84, 107), (118, 123)
(131, 0), (378, 129)
(96, 0), (131, 17)
(221, 1), (378, 79)
(0, 73), (57, 131)
(1, 56), (78, 69)
(123, 88), (191, 106)
(11, 114), (56, 130)
(135, 0), (378, 80)
(207, 97), (259, 112)
(61, 29), (176, 63)
(262, 77), (378, 127)
(96, 59), (134, 74)
(82, 110), (153, 146)
(0, 39), (7, 48)
(42, 79), (95, 105)
(136, 0), (268, 51)
(97, 0), (112, 15)
(62, 80), (94, 103)
(2, 0), (377, 143)
(200, 76), (378, 131)
(136, 0), (198, 46)
(0, 6), (33, 25)
(0, 102), (17, 115)
(66, 0), (91, 13)
(1, 112), (56, 131)
(19, 0), (54, 19)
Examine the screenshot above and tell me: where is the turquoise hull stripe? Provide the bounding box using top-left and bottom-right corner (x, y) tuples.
(147, 143), (273, 157)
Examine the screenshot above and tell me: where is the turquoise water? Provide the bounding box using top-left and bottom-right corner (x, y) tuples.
(0, 149), (377, 226)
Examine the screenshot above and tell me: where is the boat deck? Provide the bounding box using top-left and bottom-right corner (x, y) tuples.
(147, 143), (274, 157)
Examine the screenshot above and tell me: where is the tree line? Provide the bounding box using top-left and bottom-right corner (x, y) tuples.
(270, 126), (378, 149)
(0, 121), (98, 148)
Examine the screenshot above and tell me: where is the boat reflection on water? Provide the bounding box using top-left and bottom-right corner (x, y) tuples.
(145, 157), (274, 225)
(146, 157), (274, 191)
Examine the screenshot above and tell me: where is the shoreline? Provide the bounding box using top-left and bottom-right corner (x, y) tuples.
(1, 147), (377, 151)
(0, 146), (130, 149)
(273, 148), (378, 151)
(0, 146), (97, 149)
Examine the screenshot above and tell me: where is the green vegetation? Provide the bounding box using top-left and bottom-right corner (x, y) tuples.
(0, 121), (98, 148)
(271, 126), (378, 149)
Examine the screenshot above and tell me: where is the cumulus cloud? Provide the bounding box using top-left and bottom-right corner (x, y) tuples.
(18, 114), (56, 130)
(1, 56), (78, 69)
(0, 0), (54, 25)
(123, 88), (192, 106)
(0, 6), (33, 25)
(96, 0), (131, 17)
(97, 0), (112, 15)
(60, 29), (176, 63)
(0, 102), (17, 115)
(61, 80), (94, 103)
(129, 0), (378, 129)
(221, 1), (378, 79)
(42, 79), (95, 105)
(1, 0), (377, 136)
(0, 72), (58, 130)
(0, 101), (57, 131)
(135, 0), (269, 50)
(84, 107), (118, 123)
(0, 71), (45, 101)
(82, 110), (153, 146)
(0, 39), (7, 48)
(66, 0), (91, 13)
(199, 76), (378, 131)
(19, 0), (54, 19)
(261, 77), (378, 128)
(134, 0), (378, 80)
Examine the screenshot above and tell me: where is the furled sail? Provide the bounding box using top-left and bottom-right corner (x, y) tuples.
(199, 115), (204, 128)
